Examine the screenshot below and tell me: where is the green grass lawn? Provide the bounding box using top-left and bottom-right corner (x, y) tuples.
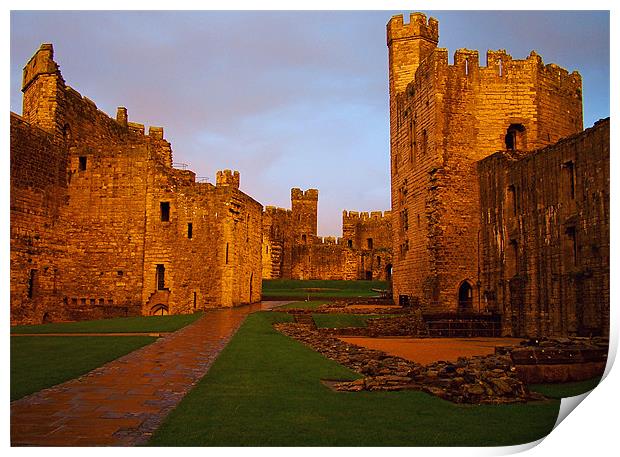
(262, 279), (388, 299)
(276, 300), (329, 310)
(148, 311), (560, 446)
(11, 312), (203, 334)
(312, 313), (388, 328)
(528, 377), (601, 399)
(11, 336), (156, 401)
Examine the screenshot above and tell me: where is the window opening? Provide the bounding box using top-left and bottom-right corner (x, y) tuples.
(160, 202), (170, 222)
(156, 264), (165, 290)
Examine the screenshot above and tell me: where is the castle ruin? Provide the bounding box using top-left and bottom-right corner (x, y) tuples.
(11, 44), (263, 325)
(387, 13), (609, 337)
(262, 189), (393, 281)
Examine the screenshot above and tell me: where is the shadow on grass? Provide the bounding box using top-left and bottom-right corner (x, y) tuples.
(149, 312), (560, 446)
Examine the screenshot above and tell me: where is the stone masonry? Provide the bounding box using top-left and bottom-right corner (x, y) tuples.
(10, 44), (263, 325)
(478, 119), (609, 337)
(387, 13), (609, 337)
(262, 189), (393, 281)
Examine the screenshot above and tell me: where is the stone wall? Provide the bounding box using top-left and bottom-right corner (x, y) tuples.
(387, 13), (584, 316)
(10, 44), (263, 325)
(262, 191), (393, 281)
(478, 119), (609, 337)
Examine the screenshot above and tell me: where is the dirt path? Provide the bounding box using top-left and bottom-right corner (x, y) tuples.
(339, 337), (523, 365)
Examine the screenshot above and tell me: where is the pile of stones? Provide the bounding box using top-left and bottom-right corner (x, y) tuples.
(275, 322), (543, 404)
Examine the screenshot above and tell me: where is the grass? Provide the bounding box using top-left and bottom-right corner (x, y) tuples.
(528, 377), (602, 399)
(262, 279), (388, 299)
(11, 312), (203, 334)
(312, 313), (388, 328)
(11, 336), (155, 401)
(148, 311), (560, 446)
(275, 300), (329, 310)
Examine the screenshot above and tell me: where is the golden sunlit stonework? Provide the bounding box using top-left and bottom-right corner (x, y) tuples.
(387, 13), (609, 337)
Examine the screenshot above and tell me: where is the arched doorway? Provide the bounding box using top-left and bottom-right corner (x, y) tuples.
(385, 264), (393, 282)
(42, 312), (51, 324)
(151, 303), (169, 316)
(458, 281), (473, 313)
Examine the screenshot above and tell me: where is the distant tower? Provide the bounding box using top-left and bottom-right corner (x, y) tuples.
(386, 13), (583, 312)
(21, 43), (66, 136)
(291, 188), (318, 244)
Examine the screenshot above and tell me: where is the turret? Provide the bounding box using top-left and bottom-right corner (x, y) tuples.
(291, 188), (318, 243)
(387, 13), (439, 96)
(21, 43), (66, 135)
(216, 169), (240, 189)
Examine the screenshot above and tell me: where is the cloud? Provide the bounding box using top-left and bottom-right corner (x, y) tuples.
(10, 10), (609, 235)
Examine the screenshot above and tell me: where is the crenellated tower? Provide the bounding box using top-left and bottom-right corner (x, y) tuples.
(387, 12), (583, 313)
(291, 188), (318, 244)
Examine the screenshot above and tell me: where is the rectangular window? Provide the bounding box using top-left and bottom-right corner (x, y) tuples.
(566, 226), (577, 265)
(160, 202), (170, 222)
(156, 264), (165, 290)
(187, 222), (193, 239)
(563, 161), (576, 200)
(78, 156), (87, 171)
(508, 240), (519, 277)
(225, 243), (229, 264)
(507, 185), (517, 216)
(27, 269), (37, 299)
(347, 239), (353, 248)
(302, 234), (307, 243)
(367, 238), (373, 249)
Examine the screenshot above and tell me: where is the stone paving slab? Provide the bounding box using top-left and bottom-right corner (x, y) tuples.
(11, 301), (292, 446)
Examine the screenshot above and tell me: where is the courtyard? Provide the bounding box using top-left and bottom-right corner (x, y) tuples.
(10, 284), (602, 446)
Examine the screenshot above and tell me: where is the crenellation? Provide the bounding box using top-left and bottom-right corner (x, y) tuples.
(387, 12), (607, 338)
(10, 43), (263, 325)
(263, 190), (392, 281)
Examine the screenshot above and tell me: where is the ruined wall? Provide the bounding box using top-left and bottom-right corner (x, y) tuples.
(262, 190), (393, 281)
(11, 44), (262, 324)
(342, 211), (393, 280)
(387, 13), (583, 312)
(478, 119), (609, 337)
(10, 113), (68, 324)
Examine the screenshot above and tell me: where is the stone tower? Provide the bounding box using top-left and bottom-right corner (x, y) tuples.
(387, 12), (583, 312)
(21, 43), (66, 136)
(291, 188), (318, 245)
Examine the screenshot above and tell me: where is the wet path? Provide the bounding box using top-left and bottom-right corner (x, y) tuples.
(11, 301), (292, 446)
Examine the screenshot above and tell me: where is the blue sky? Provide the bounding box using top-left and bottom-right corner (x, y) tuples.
(10, 10), (610, 236)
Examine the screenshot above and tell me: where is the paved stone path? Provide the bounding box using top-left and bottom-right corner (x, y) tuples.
(11, 301), (292, 446)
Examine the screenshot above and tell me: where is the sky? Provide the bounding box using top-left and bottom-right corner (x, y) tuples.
(9, 10), (610, 236)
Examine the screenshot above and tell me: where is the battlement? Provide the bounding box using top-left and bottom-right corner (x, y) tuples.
(406, 46), (581, 95)
(148, 126), (164, 140)
(264, 206), (292, 216)
(387, 13), (439, 46)
(291, 188), (319, 201)
(216, 169), (240, 189)
(22, 43), (60, 92)
(342, 210), (391, 222)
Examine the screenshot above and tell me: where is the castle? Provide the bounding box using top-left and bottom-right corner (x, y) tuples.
(11, 44), (263, 324)
(10, 43), (392, 325)
(387, 13), (609, 337)
(262, 189), (392, 281)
